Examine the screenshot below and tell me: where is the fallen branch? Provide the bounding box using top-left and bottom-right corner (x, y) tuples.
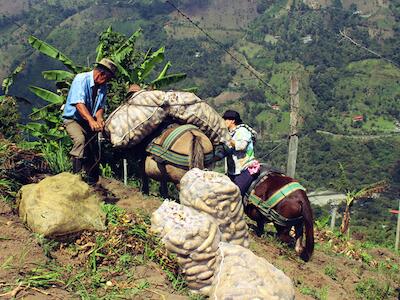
(0, 283), (23, 298)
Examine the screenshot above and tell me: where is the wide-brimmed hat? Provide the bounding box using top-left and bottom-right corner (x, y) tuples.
(222, 110), (242, 124)
(96, 58), (117, 77)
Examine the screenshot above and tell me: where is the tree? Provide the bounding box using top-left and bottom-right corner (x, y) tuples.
(332, 163), (388, 236)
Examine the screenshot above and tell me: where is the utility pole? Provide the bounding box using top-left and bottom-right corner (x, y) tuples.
(286, 76), (299, 178)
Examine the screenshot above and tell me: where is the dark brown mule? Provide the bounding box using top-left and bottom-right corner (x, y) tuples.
(245, 172), (314, 261)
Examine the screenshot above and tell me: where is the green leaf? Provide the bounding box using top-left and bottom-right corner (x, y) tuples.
(28, 36), (82, 73)
(140, 47), (165, 80)
(182, 86), (199, 93)
(24, 122), (45, 132)
(2, 62), (25, 94)
(29, 86), (64, 104)
(150, 73), (186, 89)
(155, 61), (172, 81)
(42, 70), (75, 81)
(113, 29), (142, 62)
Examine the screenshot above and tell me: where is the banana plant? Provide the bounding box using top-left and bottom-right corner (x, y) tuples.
(333, 163), (389, 236)
(1, 62), (26, 101)
(25, 27), (189, 149)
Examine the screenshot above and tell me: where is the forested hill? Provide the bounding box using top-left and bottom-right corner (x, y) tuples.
(1, 0), (399, 193)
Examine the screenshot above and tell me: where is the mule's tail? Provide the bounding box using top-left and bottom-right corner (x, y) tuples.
(301, 193), (314, 262)
(189, 132), (204, 169)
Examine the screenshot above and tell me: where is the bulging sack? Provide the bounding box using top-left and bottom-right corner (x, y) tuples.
(105, 91), (168, 147)
(17, 173), (106, 237)
(151, 201), (221, 296)
(211, 243), (295, 300)
(180, 168), (249, 248)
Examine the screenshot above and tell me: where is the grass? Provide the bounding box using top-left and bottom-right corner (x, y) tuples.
(297, 279), (329, 300)
(324, 265), (338, 280)
(355, 278), (394, 300)
(11, 203), (185, 299)
(41, 143), (72, 174)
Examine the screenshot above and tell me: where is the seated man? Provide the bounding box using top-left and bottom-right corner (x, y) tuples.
(222, 110), (260, 197)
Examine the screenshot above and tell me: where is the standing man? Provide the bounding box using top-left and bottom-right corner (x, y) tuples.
(62, 58), (117, 185)
(222, 110), (260, 197)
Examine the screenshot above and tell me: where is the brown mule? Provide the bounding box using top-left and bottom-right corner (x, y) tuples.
(141, 124), (214, 198)
(245, 172), (314, 261)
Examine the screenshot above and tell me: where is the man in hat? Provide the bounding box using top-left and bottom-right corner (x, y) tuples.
(222, 110), (260, 197)
(62, 58), (117, 184)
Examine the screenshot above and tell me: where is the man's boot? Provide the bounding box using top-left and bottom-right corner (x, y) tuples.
(72, 157), (83, 174)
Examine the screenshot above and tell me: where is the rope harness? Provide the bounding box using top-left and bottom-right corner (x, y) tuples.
(245, 173), (306, 227)
(145, 124), (214, 169)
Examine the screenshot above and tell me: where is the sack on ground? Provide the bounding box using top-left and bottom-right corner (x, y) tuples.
(17, 172), (106, 237)
(211, 243), (295, 300)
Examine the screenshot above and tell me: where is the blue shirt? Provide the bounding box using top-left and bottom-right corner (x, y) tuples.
(62, 71), (107, 122)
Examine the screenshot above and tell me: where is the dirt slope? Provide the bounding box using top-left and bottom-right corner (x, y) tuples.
(1, 176), (399, 299)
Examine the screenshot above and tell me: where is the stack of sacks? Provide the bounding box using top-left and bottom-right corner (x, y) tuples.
(179, 168), (249, 248)
(211, 243), (295, 300)
(105, 91), (231, 148)
(151, 201), (221, 295)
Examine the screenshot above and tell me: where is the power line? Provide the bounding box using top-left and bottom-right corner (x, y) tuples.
(339, 28), (400, 69)
(164, 0), (309, 118)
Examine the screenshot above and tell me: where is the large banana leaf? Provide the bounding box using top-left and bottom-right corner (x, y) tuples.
(2, 62), (25, 94)
(113, 29), (142, 63)
(42, 70), (75, 81)
(28, 36), (82, 73)
(29, 104), (55, 120)
(29, 86), (64, 104)
(139, 47), (165, 79)
(150, 73), (187, 89)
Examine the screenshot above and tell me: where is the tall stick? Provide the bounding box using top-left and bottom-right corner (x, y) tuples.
(286, 76), (299, 178)
(123, 158), (128, 186)
(396, 198), (400, 252)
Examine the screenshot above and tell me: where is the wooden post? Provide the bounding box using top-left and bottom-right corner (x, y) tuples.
(330, 203), (338, 231)
(123, 158), (128, 186)
(396, 198), (400, 252)
(286, 76), (299, 178)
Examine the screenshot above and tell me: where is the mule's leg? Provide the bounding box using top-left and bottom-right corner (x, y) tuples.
(141, 157), (149, 195)
(245, 205), (265, 237)
(275, 225), (294, 246)
(294, 223), (305, 255)
(256, 218), (266, 237)
(157, 162), (169, 199)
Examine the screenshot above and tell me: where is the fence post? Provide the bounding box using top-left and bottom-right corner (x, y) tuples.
(123, 158), (128, 186)
(396, 198), (400, 252)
